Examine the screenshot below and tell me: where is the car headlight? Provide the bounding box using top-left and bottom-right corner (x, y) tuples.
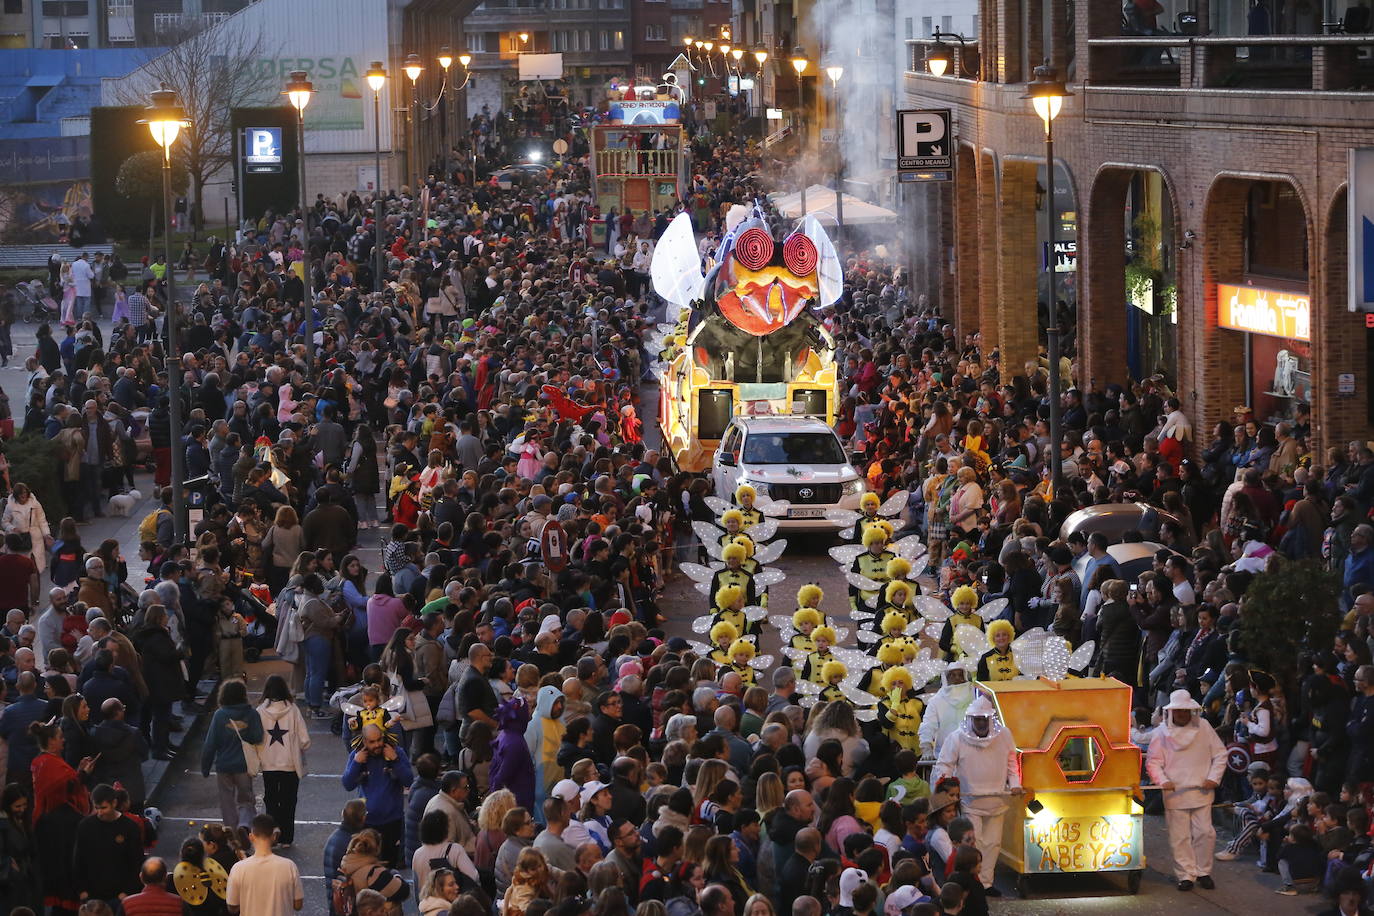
(843, 479), (865, 496)
(745, 479), (770, 498)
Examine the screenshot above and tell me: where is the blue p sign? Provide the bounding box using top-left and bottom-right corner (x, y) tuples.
(244, 127), (282, 171)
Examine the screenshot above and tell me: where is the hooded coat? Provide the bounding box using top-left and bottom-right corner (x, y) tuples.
(489, 695), (535, 809)
(1144, 710), (1228, 810)
(918, 668), (975, 755)
(525, 684), (566, 818)
(930, 703), (1020, 817)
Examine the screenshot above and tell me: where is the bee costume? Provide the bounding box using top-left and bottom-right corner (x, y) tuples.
(877, 666), (927, 752)
(708, 620), (740, 666)
(175, 856), (229, 912)
(728, 533), (761, 575)
(939, 585), (986, 660)
(709, 544), (762, 617)
(341, 701), (401, 750)
(733, 484), (766, 529)
(711, 584), (751, 638)
(801, 626), (838, 684)
(872, 562), (916, 631)
(975, 619), (1020, 681)
(789, 606), (823, 656)
(872, 610), (919, 659)
(859, 642), (906, 696)
(851, 491), (888, 544)
(720, 638), (758, 686)
(818, 659), (848, 703)
(850, 526), (896, 614)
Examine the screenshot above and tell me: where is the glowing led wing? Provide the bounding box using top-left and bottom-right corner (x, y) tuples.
(915, 597), (952, 622)
(686, 639), (713, 656)
(1041, 636), (1073, 681)
(769, 615), (798, 645)
(908, 656), (945, 689)
(1011, 627), (1050, 678)
(755, 540), (787, 565)
(651, 212), (706, 309)
(744, 606), (768, 623)
(801, 214), (844, 306)
(893, 535), (929, 565)
(680, 562), (720, 584)
(758, 497), (792, 517)
(691, 615), (714, 634)
(829, 545), (865, 566)
(749, 654), (775, 670)
(979, 597), (1010, 620)
(746, 518), (779, 543)
(693, 581), (712, 595)
(921, 620), (945, 640)
(825, 508), (861, 528)
(704, 496), (733, 515)
(839, 683), (880, 707)
(854, 707), (879, 722)
(692, 521), (725, 554)
(850, 609), (876, 625)
(915, 576), (938, 593)
(783, 646), (810, 662)
(844, 571), (881, 592)
(879, 489), (910, 517)
(954, 623), (989, 659)
(1069, 640), (1096, 672)
(755, 568), (786, 589)
(831, 626), (851, 643)
(857, 630), (880, 645)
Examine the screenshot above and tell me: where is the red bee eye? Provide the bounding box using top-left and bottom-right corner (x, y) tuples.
(783, 234), (818, 277)
(732, 227), (774, 271)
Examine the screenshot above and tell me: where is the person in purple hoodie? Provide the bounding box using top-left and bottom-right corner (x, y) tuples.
(489, 694), (535, 809)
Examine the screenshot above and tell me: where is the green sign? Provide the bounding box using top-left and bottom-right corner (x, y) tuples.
(252, 56), (365, 131)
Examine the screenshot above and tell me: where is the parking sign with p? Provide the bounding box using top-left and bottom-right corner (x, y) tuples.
(244, 127), (283, 174)
(897, 109), (952, 170)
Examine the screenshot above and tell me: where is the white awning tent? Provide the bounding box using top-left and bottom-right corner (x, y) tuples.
(770, 185), (898, 225)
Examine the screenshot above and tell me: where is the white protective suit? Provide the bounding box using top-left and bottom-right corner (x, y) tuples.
(931, 694), (1020, 888)
(1144, 690), (1228, 883)
(918, 665), (975, 757)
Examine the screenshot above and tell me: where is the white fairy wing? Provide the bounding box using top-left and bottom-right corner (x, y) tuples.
(1013, 629), (1049, 678)
(769, 615), (798, 644)
(758, 498), (791, 517)
(844, 571), (881, 592)
(783, 646), (810, 662)
(801, 214), (844, 306)
(921, 620), (945, 640)
(841, 527), (856, 539)
(893, 535), (928, 565)
(825, 508), (860, 527)
(979, 597), (1010, 620)
(746, 518), (779, 542)
(914, 576), (938, 593)
(704, 496), (733, 515)
(694, 581), (712, 595)
(832, 648), (878, 672)
(1041, 636), (1074, 681)
(1011, 627), (1050, 653)
(1069, 640), (1096, 671)
(856, 630), (880, 645)
(879, 489), (909, 517)
(755, 568), (786, 589)
(829, 545), (865, 566)
(954, 623), (989, 659)
(915, 597), (952, 622)
(904, 621), (925, 637)
(651, 211), (706, 309)
(755, 540), (787, 565)
(686, 639), (713, 656)
(692, 520), (725, 549)
(744, 606), (768, 623)
(907, 657), (945, 689)
(680, 562), (721, 584)
(854, 707), (878, 722)
(749, 654), (775, 670)
(832, 626), (851, 643)
(691, 615), (715, 634)
(796, 680), (823, 697)
(839, 684), (880, 707)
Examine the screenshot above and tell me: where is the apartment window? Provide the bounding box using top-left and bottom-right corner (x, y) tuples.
(904, 16), (912, 38)
(940, 15), (951, 31)
(920, 16), (931, 35)
(582, 29), (591, 49)
(43, 0), (86, 13)
(604, 0), (624, 9)
(644, 23), (664, 40)
(614, 29), (624, 48)
(153, 11), (181, 32)
(6, 0), (23, 13)
(468, 32), (488, 51)
(600, 29), (610, 49)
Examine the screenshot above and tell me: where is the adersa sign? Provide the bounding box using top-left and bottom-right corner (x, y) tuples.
(1216, 282), (1310, 342)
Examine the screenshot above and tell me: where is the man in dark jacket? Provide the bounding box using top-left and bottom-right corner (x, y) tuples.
(767, 789), (815, 892)
(79, 650), (138, 725)
(302, 488), (355, 565)
(590, 690), (622, 765)
(90, 698), (149, 809)
(609, 757), (647, 824)
(778, 826), (822, 901)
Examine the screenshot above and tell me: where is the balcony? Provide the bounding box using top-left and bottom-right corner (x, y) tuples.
(595, 147), (679, 176)
(1087, 34), (1374, 90)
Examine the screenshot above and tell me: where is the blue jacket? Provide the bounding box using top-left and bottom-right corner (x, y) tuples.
(342, 745), (414, 827)
(200, 703), (264, 777)
(0, 694), (50, 775)
(404, 775), (440, 860)
(1344, 545), (1374, 610)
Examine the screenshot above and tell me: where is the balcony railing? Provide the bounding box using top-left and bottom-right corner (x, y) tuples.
(1087, 33), (1374, 90)
(595, 148), (679, 176)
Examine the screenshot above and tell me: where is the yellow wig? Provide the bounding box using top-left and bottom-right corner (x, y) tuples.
(886, 557), (912, 581)
(876, 642), (905, 666)
(793, 608), (823, 629)
(952, 585), (979, 611)
(882, 611), (907, 635)
(986, 619), (1015, 642)
(715, 584), (744, 609)
(862, 526), (889, 548)
(860, 492), (881, 510)
(728, 639), (757, 660)
(882, 666), (914, 692)
(797, 584), (824, 606)
(722, 543), (747, 564)
(710, 620), (740, 644)
(735, 483), (757, 504)
(721, 509), (745, 527)
(822, 660), (848, 683)
(813, 625), (837, 645)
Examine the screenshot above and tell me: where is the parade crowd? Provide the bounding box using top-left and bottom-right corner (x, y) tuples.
(0, 107), (1367, 916)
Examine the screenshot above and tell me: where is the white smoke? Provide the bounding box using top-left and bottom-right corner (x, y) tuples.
(805, 0), (893, 193)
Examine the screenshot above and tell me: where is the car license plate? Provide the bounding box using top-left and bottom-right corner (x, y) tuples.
(788, 507), (826, 518)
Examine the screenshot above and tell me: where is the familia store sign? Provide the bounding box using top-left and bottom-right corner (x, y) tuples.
(1216, 283), (1311, 342)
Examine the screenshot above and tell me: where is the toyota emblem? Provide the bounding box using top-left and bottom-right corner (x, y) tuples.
(799, 487), (814, 499)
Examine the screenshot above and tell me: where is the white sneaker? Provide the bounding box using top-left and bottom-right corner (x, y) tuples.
(1214, 851), (1238, 861)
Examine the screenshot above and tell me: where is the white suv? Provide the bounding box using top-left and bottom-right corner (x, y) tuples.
(712, 416), (866, 529)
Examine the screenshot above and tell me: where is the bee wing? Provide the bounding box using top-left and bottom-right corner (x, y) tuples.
(921, 619), (946, 640)
(915, 597), (951, 622)
(759, 498), (792, 517)
(691, 615), (714, 634)
(856, 630), (880, 645)
(829, 545), (865, 566)
(748, 518), (779, 543)
(685, 639), (713, 656)
(694, 581), (713, 595)
(769, 615), (798, 644)
(1069, 640), (1096, 672)
(850, 610), (875, 625)
(841, 526), (856, 539)
(839, 684), (880, 707)
(832, 626), (850, 643)
(908, 658), (945, 689)
(844, 571), (881, 592)
(854, 707), (879, 722)
(979, 597), (1010, 620)
(744, 606), (768, 623)
(825, 509), (861, 527)
(755, 568), (787, 589)
(680, 562), (718, 584)
(955, 623), (990, 658)
(704, 496), (732, 515)
(796, 680), (822, 697)
(754, 540), (787, 565)
(693, 520), (724, 547)
(904, 620), (924, 637)
(783, 647), (811, 662)
(750, 654), (775, 670)
(893, 535), (928, 565)
(1042, 636), (1073, 681)
(879, 489), (910, 516)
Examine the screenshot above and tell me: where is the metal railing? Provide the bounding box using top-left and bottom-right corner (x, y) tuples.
(1086, 32), (1374, 89)
(594, 148), (679, 176)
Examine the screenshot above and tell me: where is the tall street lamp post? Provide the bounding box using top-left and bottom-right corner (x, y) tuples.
(404, 53), (424, 188)
(753, 49), (768, 141)
(139, 84), (190, 542)
(791, 48), (808, 215)
(366, 61), (387, 294)
(826, 64), (844, 245)
(284, 70), (316, 376)
(1023, 61), (1071, 493)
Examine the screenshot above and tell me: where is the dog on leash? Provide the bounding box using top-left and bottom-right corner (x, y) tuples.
(108, 492), (137, 516)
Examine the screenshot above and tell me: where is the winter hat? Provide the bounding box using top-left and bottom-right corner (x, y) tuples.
(839, 868), (868, 908)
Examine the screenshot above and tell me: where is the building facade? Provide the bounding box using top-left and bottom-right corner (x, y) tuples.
(901, 0), (1374, 457)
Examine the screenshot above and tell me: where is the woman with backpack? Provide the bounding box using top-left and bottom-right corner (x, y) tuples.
(300, 573), (348, 718)
(199, 679), (263, 832)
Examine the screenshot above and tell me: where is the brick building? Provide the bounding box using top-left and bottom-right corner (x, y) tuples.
(901, 3), (1374, 458)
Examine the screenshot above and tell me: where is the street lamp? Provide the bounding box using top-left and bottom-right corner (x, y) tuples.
(366, 61), (387, 294)
(826, 66), (844, 243)
(283, 69), (316, 376)
(791, 48), (809, 214)
(1023, 59), (1072, 494)
(403, 53), (423, 188)
(926, 30), (952, 76)
(518, 31), (530, 46)
(138, 83), (190, 543)
(752, 48), (769, 133)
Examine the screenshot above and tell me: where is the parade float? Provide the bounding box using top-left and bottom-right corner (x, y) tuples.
(650, 205), (845, 472)
(980, 673), (1147, 896)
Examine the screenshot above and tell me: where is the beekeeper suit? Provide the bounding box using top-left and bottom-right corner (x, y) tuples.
(1145, 689), (1227, 891)
(931, 693), (1020, 889)
(918, 662), (974, 758)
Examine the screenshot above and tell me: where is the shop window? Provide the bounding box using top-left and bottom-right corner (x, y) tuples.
(1055, 735), (1103, 783)
(1245, 181), (1308, 281)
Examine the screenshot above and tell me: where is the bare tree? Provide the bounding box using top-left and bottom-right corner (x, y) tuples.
(111, 21), (276, 237)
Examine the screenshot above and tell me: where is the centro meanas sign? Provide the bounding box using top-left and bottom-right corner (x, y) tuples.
(1215, 282), (1310, 342)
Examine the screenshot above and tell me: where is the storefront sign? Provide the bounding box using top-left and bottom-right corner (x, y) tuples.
(1024, 814), (1143, 873)
(1216, 283), (1310, 342)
